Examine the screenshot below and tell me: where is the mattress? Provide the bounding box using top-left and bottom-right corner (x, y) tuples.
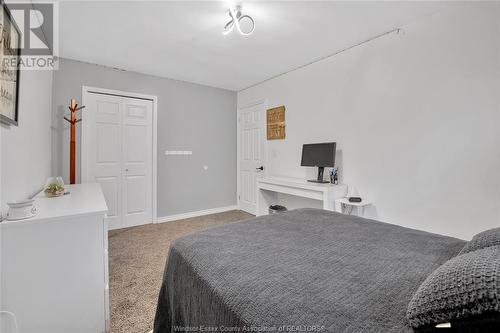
(154, 208), (465, 333)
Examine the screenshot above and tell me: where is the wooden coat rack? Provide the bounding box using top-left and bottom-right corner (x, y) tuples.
(64, 99), (85, 184)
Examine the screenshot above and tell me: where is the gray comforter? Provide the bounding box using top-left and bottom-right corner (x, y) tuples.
(154, 209), (465, 333)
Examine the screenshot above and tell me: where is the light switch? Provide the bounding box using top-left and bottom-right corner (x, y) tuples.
(165, 150), (193, 156)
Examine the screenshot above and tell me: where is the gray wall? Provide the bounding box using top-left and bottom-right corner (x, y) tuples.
(52, 58), (237, 217)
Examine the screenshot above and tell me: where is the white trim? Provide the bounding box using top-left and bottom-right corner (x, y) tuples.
(236, 106), (240, 210)
(157, 205), (239, 224)
(152, 96), (158, 224)
(236, 99), (268, 213)
(108, 218), (150, 231)
(81, 85), (158, 225)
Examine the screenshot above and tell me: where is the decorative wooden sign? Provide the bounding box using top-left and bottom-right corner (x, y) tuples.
(267, 106), (285, 140)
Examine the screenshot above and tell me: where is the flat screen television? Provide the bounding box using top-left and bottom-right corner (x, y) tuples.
(301, 142), (336, 183)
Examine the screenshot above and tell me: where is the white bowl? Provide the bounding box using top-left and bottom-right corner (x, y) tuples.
(6, 199), (37, 221)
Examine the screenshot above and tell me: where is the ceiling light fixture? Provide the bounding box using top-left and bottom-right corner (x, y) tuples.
(222, 5), (255, 36)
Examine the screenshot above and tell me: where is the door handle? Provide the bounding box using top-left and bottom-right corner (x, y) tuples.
(256, 166), (264, 171)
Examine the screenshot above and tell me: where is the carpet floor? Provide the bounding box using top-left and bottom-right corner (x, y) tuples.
(108, 210), (253, 333)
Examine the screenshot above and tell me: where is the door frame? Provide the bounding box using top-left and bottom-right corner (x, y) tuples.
(236, 99), (268, 213)
(81, 86), (158, 224)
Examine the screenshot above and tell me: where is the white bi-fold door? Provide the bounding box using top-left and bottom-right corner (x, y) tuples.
(83, 91), (153, 230)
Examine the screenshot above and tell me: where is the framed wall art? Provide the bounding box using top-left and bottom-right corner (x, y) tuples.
(0, 0), (21, 126)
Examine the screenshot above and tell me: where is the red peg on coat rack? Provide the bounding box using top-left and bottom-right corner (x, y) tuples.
(63, 98), (85, 184)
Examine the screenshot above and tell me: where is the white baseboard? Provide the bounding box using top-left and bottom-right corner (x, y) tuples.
(156, 205), (238, 224)
(109, 218), (154, 231)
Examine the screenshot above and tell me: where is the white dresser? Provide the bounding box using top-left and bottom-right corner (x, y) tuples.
(0, 183), (109, 333)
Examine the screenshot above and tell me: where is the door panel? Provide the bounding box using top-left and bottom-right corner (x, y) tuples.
(87, 94), (122, 228)
(96, 176), (119, 218)
(253, 128), (261, 160)
(85, 92), (153, 230)
(125, 125), (147, 162)
(96, 123), (120, 162)
(239, 102), (265, 214)
(97, 100), (119, 116)
(122, 99), (152, 228)
(125, 176), (147, 213)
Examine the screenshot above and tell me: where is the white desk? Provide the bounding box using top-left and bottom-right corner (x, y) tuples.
(256, 177), (347, 216)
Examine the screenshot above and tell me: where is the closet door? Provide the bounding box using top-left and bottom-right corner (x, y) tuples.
(84, 92), (153, 230)
(85, 93), (123, 228)
(122, 98), (153, 228)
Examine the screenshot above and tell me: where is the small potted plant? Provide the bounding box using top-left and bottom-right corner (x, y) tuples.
(44, 177), (65, 197)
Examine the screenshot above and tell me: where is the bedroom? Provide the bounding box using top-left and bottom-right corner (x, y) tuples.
(0, 0), (499, 332)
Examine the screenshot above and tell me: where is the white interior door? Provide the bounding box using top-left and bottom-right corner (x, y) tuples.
(84, 92), (153, 230)
(239, 102), (265, 214)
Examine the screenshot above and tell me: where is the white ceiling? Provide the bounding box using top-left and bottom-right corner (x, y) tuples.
(59, 1), (453, 91)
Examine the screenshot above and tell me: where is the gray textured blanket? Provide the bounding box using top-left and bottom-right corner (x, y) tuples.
(154, 209), (465, 333)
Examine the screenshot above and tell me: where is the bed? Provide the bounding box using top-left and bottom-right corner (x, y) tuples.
(154, 208), (466, 332)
